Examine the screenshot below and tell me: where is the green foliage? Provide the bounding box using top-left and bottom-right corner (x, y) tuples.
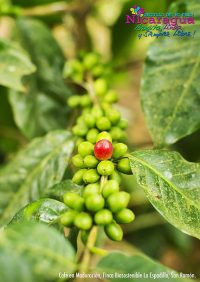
(0, 130), (74, 226)
(9, 18), (72, 139)
(130, 150), (200, 239)
(11, 0), (66, 7)
(0, 38), (35, 91)
(97, 252), (191, 282)
(0, 222), (76, 282)
(10, 198), (68, 224)
(141, 0), (200, 146)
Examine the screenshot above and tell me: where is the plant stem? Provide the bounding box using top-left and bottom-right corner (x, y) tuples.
(79, 226), (98, 273)
(85, 74), (100, 106)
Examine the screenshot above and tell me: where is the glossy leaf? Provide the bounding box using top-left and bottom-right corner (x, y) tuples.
(130, 150), (200, 239)
(0, 130), (74, 226)
(0, 38), (35, 91)
(141, 0), (200, 146)
(9, 18), (72, 139)
(0, 222), (76, 281)
(10, 198), (67, 224)
(44, 179), (81, 201)
(97, 252), (192, 282)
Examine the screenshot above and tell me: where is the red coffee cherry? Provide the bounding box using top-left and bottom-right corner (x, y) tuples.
(94, 139), (113, 160)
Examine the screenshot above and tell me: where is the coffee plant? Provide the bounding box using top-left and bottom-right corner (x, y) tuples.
(0, 0), (199, 281)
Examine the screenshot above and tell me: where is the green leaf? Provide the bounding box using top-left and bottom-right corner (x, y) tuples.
(44, 179), (81, 201)
(9, 18), (72, 139)
(0, 130), (74, 226)
(0, 222), (76, 281)
(141, 0), (200, 146)
(97, 252), (192, 281)
(0, 38), (35, 91)
(130, 150), (200, 239)
(11, 0), (67, 8)
(10, 198), (68, 224)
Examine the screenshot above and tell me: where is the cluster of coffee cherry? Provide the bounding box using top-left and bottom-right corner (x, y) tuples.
(60, 53), (134, 241)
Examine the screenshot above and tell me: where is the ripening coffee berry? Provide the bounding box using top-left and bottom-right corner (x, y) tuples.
(83, 53), (99, 70)
(83, 169), (100, 184)
(78, 141), (94, 157)
(72, 125), (88, 137)
(107, 191), (130, 212)
(109, 171), (122, 184)
(80, 95), (92, 107)
(104, 90), (118, 104)
(96, 131), (112, 143)
(83, 113), (96, 128)
(94, 209), (113, 225)
(82, 183), (100, 198)
(110, 127), (125, 141)
(102, 180), (119, 198)
(104, 223), (123, 241)
(117, 158), (132, 175)
(68, 95), (80, 108)
(114, 209), (135, 224)
(106, 109), (121, 125)
(72, 169), (87, 185)
(63, 192), (84, 211)
(74, 212), (92, 230)
(113, 143), (128, 159)
(94, 139), (113, 160)
(84, 155), (99, 168)
(85, 194), (105, 212)
(72, 154), (85, 168)
(60, 210), (77, 227)
(96, 117), (111, 131)
(97, 160), (114, 176)
(94, 78), (107, 96)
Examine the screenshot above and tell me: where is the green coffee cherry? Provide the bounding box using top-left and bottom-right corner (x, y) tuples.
(114, 209), (135, 224)
(84, 113), (96, 128)
(107, 191), (130, 212)
(106, 109), (121, 125)
(117, 158), (132, 175)
(109, 171), (122, 184)
(96, 131), (112, 142)
(82, 183), (100, 198)
(63, 192), (84, 211)
(85, 194), (105, 212)
(80, 95), (92, 107)
(102, 180), (119, 198)
(72, 169), (87, 185)
(77, 116), (85, 126)
(92, 64), (104, 77)
(68, 95), (80, 108)
(63, 59), (83, 82)
(72, 125), (88, 137)
(83, 169), (100, 184)
(83, 53), (100, 70)
(113, 143), (128, 159)
(91, 105), (103, 118)
(110, 127), (125, 141)
(104, 90), (118, 104)
(84, 155), (99, 168)
(74, 212), (92, 230)
(94, 78), (107, 96)
(72, 154), (85, 168)
(97, 161), (114, 176)
(104, 223), (123, 241)
(86, 128), (99, 144)
(60, 210), (77, 227)
(94, 209), (113, 225)
(78, 141), (94, 157)
(118, 119), (128, 129)
(96, 117), (111, 131)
